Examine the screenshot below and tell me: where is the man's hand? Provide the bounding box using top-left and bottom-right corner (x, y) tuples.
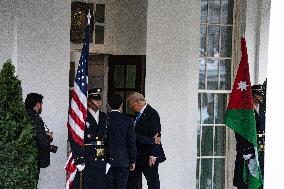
(129, 163), (135, 171)
(153, 133), (161, 144)
(149, 156), (157, 167)
(76, 164), (85, 171)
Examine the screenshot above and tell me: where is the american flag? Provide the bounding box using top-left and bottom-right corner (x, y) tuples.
(65, 19), (90, 189)
(65, 153), (77, 189)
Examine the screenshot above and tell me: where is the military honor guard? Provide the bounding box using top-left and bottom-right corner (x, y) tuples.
(70, 88), (108, 189)
(251, 84), (266, 182)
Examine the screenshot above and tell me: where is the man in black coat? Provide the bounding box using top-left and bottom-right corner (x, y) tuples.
(105, 94), (136, 189)
(70, 88), (108, 189)
(24, 93), (53, 185)
(126, 92), (165, 189)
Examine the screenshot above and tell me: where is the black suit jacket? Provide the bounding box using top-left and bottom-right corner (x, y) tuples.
(135, 104), (165, 166)
(106, 111), (136, 167)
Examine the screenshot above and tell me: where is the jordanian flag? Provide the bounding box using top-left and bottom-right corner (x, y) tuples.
(224, 37), (262, 188)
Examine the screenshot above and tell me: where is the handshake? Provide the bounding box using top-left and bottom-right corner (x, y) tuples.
(46, 131), (58, 153)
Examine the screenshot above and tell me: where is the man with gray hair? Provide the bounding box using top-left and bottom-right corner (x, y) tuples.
(126, 92), (165, 189)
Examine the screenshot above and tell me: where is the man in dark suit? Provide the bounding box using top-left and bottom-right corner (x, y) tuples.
(105, 94), (137, 189)
(126, 92), (165, 189)
(70, 88), (108, 189)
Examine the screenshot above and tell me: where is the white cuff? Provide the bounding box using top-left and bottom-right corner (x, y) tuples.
(76, 164), (85, 171)
(243, 154), (253, 160)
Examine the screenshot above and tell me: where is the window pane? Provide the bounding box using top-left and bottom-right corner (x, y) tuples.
(201, 126), (213, 156)
(213, 158), (225, 189)
(220, 26), (233, 57)
(219, 59), (231, 90)
(196, 158), (200, 189)
(200, 0), (208, 23)
(215, 94), (227, 124)
(208, 0), (221, 24)
(214, 126), (226, 156)
(207, 59), (218, 90)
(114, 65), (124, 88)
(95, 4), (105, 23)
(221, 0), (234, 24)
(95, 25), (104, 44)
(200, 25), (207, 57)
(200, 158), (213, 189)
(208, 25), (220, 57)
(202, 94), (214, 123)
(126, 65), (136, 88)
(199, 58), (206, 89)
(197, 125), (201, 157)
(201, 93), (214, 124)
(198, 94), (201, 124)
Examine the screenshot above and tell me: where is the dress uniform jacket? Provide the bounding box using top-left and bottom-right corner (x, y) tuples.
(255, 108), (265, 179)
(70, 109), (108, 189)
(27, 109), (51, 168)
(84, 110), (108, 189)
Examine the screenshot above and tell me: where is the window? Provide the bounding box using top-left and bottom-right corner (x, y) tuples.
(108, 55), (146, 115)
(197, 0), (234, 188)
(95, 4), (105, 44)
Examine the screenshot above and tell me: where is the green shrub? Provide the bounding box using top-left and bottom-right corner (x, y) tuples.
(0, 59), (38, 189)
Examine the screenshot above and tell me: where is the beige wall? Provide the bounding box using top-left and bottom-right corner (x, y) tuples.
(0, 1), (70, 188)
(145, 1), (200, 188)
(71, 0), (147, 55)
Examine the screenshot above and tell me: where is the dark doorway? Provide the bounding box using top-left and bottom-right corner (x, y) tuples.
(108, 55), (146, 115)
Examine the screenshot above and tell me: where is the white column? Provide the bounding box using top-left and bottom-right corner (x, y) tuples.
(258, 0), (271, 83)
(15, 1), (71, 188)
(146, 1), (200, 188)
(264, 0), (284, 188)
(245, 0), (270, 84)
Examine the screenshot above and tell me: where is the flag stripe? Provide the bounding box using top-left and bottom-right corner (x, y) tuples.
(224, 109), (257, 146)
(227, 38), (254, 110)
(68, 115), (84, 139)
(69, 108), (85, 130)
(73, 83), (87, 116)
(70, 98), (85, 123)
(65, 153), (78, 189)
(68, 124), (84, 146)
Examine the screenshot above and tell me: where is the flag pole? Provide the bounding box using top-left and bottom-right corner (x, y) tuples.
(78, 9), (91, 189)
(79, 171), (83, 189)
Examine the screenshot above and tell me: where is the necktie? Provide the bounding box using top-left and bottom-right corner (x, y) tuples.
(134, 112), (141, 127)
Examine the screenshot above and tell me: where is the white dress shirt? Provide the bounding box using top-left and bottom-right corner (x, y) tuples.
(88, 108), (99, 124)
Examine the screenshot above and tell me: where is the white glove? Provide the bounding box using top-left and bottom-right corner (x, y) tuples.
(76, 164), (85, 171)
(243, 154), (253, 160)
(105, 163), (111, 174)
